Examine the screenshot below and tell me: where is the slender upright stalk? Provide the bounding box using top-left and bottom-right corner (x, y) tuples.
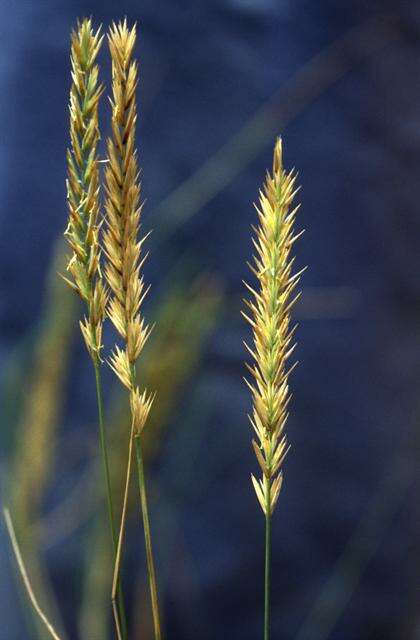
(94, 360), (116, 541)
(264, 481), (272, 640)
(111, 424), (135, 640)
(135, 435), (162, 640)
(3, 509), (63, 640)
(243, 138), (303, 639)
(93, 360), (128, 639)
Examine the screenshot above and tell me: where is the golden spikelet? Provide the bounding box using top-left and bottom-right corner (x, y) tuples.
(64, 18), (106, 360)
(103, 20), (153, 433)
(244, 137), (304, 516)
(104, 26), (161, 640)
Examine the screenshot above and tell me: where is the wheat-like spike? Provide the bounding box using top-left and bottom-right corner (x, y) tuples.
(104, 22), (162, 640)
(64, 18), (106, 359)
(103, 20), (151, 418)
(244, 137), (303, 517)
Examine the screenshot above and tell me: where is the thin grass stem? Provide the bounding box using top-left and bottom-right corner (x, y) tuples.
(111, 423), (135, 640)
(93, 360), (116, 544)
(3, 508), (64, 640)
(93, 359), (128, 640)
(134, 434), (162, 640)
(264, 478), (272, 640)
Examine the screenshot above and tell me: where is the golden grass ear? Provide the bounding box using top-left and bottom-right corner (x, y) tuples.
(64, 17), (106, 360)
(103, 19), (150, 375)
(244, 137), (302, 516)
(131, 388), (155, 435)
(103, 20), (162, 640)
(244, 137), (304, 639)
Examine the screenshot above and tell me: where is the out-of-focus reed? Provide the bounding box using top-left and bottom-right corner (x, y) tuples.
(11, 241), (75, 533)
(8, 240), (76, 639)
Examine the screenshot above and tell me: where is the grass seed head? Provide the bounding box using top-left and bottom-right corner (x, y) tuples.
(103, 20), (153, 431)
(244, 137), (303, 516)
(64, 18), (106, 359)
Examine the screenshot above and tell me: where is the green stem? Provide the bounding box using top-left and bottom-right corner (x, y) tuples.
(93, 359), (128, 640)
(264, 481), (272, 640)
(134, 434), (162, 640)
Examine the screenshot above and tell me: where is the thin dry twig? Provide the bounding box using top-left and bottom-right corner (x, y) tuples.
(3, 508), (64, 640)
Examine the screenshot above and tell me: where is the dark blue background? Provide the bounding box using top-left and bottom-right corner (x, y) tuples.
(1, 1), (419, 639)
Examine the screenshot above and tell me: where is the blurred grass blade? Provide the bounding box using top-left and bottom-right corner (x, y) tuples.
(8, 239), (76, 638)
(3, 508), (64, 640)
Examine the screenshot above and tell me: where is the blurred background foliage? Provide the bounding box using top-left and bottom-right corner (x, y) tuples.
(0, 1), (419, 639)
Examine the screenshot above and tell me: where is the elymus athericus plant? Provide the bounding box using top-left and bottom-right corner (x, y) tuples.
(243, 137), (304, 640)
